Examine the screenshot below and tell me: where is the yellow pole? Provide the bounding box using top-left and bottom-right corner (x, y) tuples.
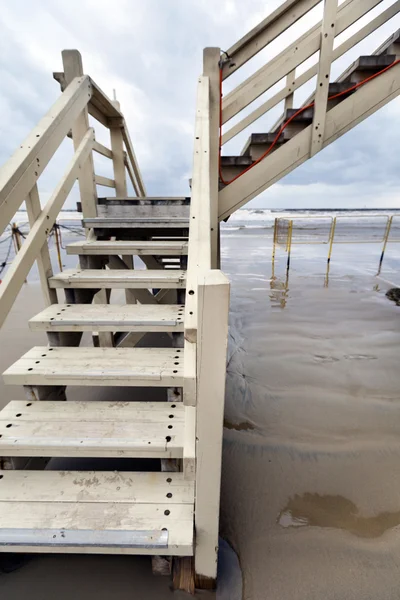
(285, 219), (293, 285)
(271, 218), (278, 280)
(377, 216), (393, 275)
(324, 216), (336, 287)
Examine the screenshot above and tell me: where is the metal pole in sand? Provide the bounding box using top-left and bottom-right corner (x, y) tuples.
(285, 219), (293, 285)
(324, 216), (336, 287)
(271, 218), (278, 280)
(377, 215), (393, 276)
(54, 222), (63, 272)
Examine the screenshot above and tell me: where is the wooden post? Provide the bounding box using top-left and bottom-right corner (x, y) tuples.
(110, 100), (128, 197)
(284, 68), (296, 112)
(62, 50), (97, 219)
(203, 48), (220, 270)
(25, 184), (58, 306)
(310, 0), (338, 157)
(195, 269), (230, 588)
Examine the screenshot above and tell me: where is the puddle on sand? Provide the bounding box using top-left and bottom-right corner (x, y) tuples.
(278, 493), (400, 538)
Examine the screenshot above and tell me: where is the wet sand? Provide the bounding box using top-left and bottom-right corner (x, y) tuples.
(220, 229), (400, 599)
(1, 225), (400, 598)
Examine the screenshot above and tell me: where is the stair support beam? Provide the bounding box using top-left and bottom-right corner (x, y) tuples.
(218, 59), (400, 219)
(194, 270), (230, 586)
(310, 0), (338, 157)
(110, 102), (128, 198)
(62, 50), (98, 219)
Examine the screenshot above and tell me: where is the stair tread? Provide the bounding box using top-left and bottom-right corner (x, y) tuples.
(0, 401), (185, 458)
(83, 217), (190, 229)
(3, 347), (184, 387)
(48, 268), (186, 289)
(67, 240), (188, 255)
(0, 470), (193, 554)
(99, 197), (190, 204)
(29, 304), (185, 332)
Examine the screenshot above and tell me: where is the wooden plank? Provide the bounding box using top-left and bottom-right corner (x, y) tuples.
(3, 346), (185, 387)
(95, 175), (116, 188)
(48, 268), (186, 289)
(99, 197), (190, 203)
(29, 303), (185, 332)
(0, 502), (193, 555)
(121, 122), (146, 197)
(218, 59), (400, 219)
(222, 0), (385, 124)
(1, 400), (184, 422)
(62, 51), (97, 219)
(310, 0), (338, 157)
(184, 76), (212, 343)
(222, 0), (322, 78)
(93, 140), (113, 159)
(195, 270), (230, 582)
(222, 1), (400, 144)
(0, 421), (184, 459)
(0, 470), (194, 504)
(66, 240), (188, 256)
(25, 184), (58, 306)
(183, 406), (196, 480)
(83, 217), (190, 229)
(110, 101), (128, 197)
(0, 129), (94, 329)
(183, 340), (196, 407)
(0, 75), (91, 234)
(97, 204), (190, 219)
(89, 78), (123, 119)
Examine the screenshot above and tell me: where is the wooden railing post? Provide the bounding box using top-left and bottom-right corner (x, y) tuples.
(203, 48), (220, 269)
(110, 100), (128, 197)
(25, 184), (58, 306)
(62, 50), (97, 219)
(194, 269), (230, 587)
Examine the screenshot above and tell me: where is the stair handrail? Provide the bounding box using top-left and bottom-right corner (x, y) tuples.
(220, 0), (399, 146)
(0, 49), (145, 328)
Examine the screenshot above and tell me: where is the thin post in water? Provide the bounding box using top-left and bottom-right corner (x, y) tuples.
(377, 215), (393, 275)
(325, 216), (336, 287)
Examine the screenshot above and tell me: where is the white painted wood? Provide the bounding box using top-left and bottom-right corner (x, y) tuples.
(29, 303), (185, 332)
(48, 268), (186, 289)
(83, 217), (189, 229)
(0, 129), (94, 328)
(310, 0), (338, 157)
(222, 0), (322, 78)
(1, 400), (184, 422)
(62, 51), (97, 219)
(183, 406), (196, 480)
(121, 122), (146, 197)
(195, 270), (230, 581)
(0, 470), (194, 504)
(95, 175), (116, 188)
(284, 68), (296, 112)
(218, 60), (400, 219)
(183, 340), (196, 407)
(124, 155), (140, 196)
(3, 346), (185, 387)
(110, 100), (128, 197)
(222, 0), (385, 124)
(89, 79), (123, 118)
(93, 140), (113, 159)
(185, 76), (212, 343)
(97, 204), (190, 219)
(25, 184), (58, 306)
(222, 0), (400, 144)
(203, 48), (220, 269)
(0, 502), (193, 556)
(67, 240), (188, 256)
(0, 76), (91, 234)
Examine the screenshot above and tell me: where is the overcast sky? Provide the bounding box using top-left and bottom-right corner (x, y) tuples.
(0, 0), (400, 210)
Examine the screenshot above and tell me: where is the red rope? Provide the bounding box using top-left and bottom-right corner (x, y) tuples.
(219, 58), (400, 186)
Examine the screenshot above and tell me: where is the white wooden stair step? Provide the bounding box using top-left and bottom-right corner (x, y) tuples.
(0, 470), (193, 555)
(48, 269), (186, 289)
(3, 347), (184, 387)
(83, 217), (189, 229)
(67, 240), (188, 256)
(29, 304), (185, 332)
(0, 401), (185, 458)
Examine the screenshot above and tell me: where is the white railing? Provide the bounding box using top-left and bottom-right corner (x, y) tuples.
(0, 50), (145, 327)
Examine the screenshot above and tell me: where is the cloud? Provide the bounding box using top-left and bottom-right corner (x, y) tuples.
(0, 0), (400, 210)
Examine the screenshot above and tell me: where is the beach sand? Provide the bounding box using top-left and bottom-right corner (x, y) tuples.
(1, 225), (400, 599)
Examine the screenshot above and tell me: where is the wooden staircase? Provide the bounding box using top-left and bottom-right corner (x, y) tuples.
(1, 0), (400, 591)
